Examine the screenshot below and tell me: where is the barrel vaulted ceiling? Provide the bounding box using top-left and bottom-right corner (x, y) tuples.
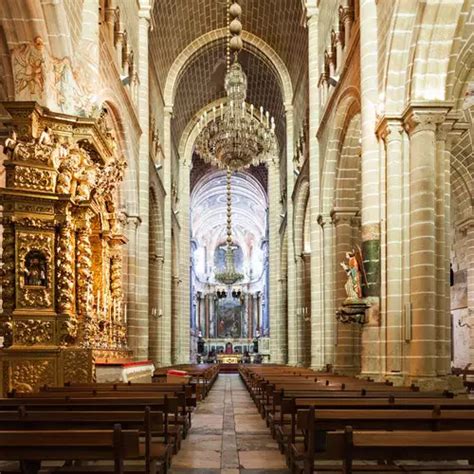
(150, 0), (307, 147)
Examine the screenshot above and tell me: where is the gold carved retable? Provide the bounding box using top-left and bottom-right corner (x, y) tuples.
(0, 102), (130, 394)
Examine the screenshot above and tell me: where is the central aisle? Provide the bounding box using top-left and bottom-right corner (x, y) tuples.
(170, 374), (289, 474)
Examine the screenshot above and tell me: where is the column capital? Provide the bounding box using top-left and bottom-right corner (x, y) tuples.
(306, 1), (318, 21)
(376, 116), (403, 142)
(330, 207), (359, 225)
(126, 215), (142, 228)
(284, 103), (294, 114)
(402, 102), (453, 136)
(457, 216), (474, 233)
(164, 105), (174, 115)
(317, 213), (333, 227)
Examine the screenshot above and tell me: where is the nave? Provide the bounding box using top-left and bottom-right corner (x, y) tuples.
(1, 364), (474, 473)
(170, 374), (288, 474)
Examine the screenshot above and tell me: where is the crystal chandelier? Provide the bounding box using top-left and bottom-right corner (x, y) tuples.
(194, 1), (278, 171)
(215, 167), (244, 285)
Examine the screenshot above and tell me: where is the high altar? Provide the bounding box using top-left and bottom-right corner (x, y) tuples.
(0, 102), (130, 394)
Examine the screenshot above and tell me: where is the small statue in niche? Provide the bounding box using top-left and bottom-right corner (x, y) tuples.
(38, 126), (53, 146)
(3, 129), (17, 157)
(24, 251), (47, 287)
(340, 249), (362, 300)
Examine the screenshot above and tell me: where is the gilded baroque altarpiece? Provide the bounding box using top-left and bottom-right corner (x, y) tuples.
(0, 102), (130, 394)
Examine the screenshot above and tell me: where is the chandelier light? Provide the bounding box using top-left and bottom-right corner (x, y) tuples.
(215, 167), (244, 285)
(194, 1), (278, 171)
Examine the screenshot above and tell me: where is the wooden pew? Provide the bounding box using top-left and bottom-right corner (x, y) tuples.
(291, 405), (474, 473)
(0, 424), (165, 474)
(0, 407), (173, 465)
(0, 395), (184, 454)
(335, 428), (474, 474)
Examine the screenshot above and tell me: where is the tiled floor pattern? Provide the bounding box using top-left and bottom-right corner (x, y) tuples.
(170, 374), (289, 474)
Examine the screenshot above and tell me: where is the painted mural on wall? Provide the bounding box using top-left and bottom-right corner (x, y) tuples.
(216, 297), (245, 338)
(11, 36), (95, 116)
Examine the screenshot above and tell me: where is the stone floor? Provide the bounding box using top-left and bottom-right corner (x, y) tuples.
(170, 374), (289, 474)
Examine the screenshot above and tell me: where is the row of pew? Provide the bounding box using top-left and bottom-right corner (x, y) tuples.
(240, 364), (474, 473)
(0, 363), (219, 474)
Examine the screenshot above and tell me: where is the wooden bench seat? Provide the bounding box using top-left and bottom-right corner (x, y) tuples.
(0, 425), (165, 474)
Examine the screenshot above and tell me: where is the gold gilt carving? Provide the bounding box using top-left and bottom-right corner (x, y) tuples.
(63, 349), (93, 384)
(1, 226), (15, 315)
(16, 232), (54, 309)
(56, 147), (97, 202)
(76, 214), (93, 317)
(0, 102), (130, 395)
(56, 223), (75, 314)
(12, 360), (55, 393)
(14, 319), (54, 345)
(10, 166), (56, 193)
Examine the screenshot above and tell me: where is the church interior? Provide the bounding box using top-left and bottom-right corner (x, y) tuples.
(0, 0), (473, 472)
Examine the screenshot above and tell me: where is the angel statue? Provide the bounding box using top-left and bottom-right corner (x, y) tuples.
(340, 249), (363, 300)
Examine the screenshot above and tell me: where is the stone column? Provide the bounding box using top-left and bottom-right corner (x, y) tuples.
(125, 216), (139, 355)
(104, 0), (116, 42)
(463, 220), (474, 366)
(149, 255), (163, 365)
(132, 1), (151, 360)
(160, 106), (173, 366)
(319, 213), (335, 368)
(307, 3), (326, 369)
(378, 119), (404, 376)
(285, 104), (296, 365)
(268, 159), (284, 362)
(178, 160), (191, 363)
(403, 106), (449, 379)
(360, 0), (380, 297)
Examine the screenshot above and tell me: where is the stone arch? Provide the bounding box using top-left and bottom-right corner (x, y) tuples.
(293, 178), (311, 366)
(293, 180), (310, 259)
(101, 99), (138, 216)
(407, 0), (466, 102)
(445, 0), (474, 111)
(0, 26), (13, 100)
(163, 28), (293, 108)
(320, 87), (361, 215)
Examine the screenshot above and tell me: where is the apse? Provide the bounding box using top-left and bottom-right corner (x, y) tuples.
(190, 159), (269, 356)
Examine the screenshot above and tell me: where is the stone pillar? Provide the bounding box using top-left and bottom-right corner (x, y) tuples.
(307, 3), (326, 369)
(160, 106), (173, 366)
(464, 220), (474, 366)
(360, 0), (380, 297)
(178, 161), (191, 363)
(319, 213), (335, 368)
(104, 0), (116, 42)
(378, 119), (404, 376)
(359, 0), (381, 377)
(149, 255), (163, 365)
(125, 216), (139, 355)
(285, 104), (296, 365)
(133, 1), (151, 360)
(403, 105), (450, 379)
(268, 159), (284, 361)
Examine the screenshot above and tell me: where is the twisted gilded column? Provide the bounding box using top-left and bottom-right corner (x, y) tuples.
(76, 212), (93, 319)
(57, 220), (75, 315)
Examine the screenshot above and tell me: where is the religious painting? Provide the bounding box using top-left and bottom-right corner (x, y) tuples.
(24, 250), (47, 287)
(216, 297), (243, 338)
